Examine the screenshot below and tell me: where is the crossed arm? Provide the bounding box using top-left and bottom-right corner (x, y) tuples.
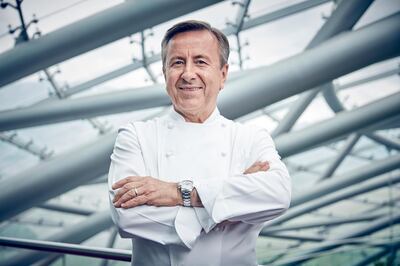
(109, 124), (290, 246)
(112, 160), (270, 209)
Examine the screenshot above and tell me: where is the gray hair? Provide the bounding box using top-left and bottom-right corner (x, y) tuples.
(161, 20), (230, 71)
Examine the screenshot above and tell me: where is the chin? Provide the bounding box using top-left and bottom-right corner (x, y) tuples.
(177, 101), (202, 111)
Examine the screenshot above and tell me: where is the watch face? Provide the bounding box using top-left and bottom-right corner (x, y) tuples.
(180, 180), (193, 190)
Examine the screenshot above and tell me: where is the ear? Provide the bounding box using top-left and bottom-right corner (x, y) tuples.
(219, 64), (229, 91)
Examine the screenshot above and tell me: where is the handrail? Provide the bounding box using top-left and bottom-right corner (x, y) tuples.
(0, 236), (131, 261)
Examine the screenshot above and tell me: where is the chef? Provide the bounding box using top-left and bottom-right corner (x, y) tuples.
(108, 20), (291, 266)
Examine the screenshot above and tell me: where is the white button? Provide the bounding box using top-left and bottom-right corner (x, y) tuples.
(221, 123), (226, 128)
(165, 151), (173, 157)
(167, 122), (174, 129)
(221, 152), (226, 157)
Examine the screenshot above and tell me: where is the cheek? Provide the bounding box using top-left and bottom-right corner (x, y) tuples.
(207, 74), (223, 91)
(165, 74), (177, 91)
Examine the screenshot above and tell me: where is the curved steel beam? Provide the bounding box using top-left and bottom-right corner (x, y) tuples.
(0, 12), (399, 131)
(52, 0), (332, 99)
(270, 173), (400, 226)
(0, 84), (169, 131)
(0, 211), (113, 266)
(318, 133), (361, 181)
(0, 14), (399, 222)
(353, 242), (400, 266)
(0, 0), (221, 88)
(272, 0), (374, 136)
(275, 92), (400, 158)
(365, 132), (400, 151)
(275, 212), (400, 265)
(296, 151), (400, 204)
(219, 12), (400, 119)
(261, 212), (382, 234)
(321, 81), (344, 112)
(321, 67), (400, 173)
(338, 64), (400, 91)
(0, 134), (116, 221)
(0, 91), (398, 222)
(38, 202), (95, 216)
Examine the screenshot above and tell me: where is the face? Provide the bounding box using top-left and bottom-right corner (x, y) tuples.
(163, 30), (228, 122)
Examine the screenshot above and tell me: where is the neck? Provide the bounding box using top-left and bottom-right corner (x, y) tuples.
(175, 108), (215, 123)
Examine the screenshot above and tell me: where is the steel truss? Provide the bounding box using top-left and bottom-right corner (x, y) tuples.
(0, 1), (399, 265)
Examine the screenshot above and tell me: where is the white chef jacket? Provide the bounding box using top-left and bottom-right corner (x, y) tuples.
(108, 107), (291, 266)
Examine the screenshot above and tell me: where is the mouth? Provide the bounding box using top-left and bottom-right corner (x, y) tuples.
(178, 86), (203, 91)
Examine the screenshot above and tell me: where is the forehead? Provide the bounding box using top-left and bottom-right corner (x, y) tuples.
(166, 30), (219, 57)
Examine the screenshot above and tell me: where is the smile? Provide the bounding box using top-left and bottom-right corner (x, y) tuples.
(179, 87), (202, 91)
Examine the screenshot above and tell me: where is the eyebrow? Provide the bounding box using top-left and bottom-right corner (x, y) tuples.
(168, 54), (211, 62)
(193, 55), (211, 61)
(168, 56), (185, 62)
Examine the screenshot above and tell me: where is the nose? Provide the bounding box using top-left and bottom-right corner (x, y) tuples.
(181, 62), (196, 82)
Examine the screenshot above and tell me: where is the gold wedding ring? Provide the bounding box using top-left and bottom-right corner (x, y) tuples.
(132, 187), (139, 197)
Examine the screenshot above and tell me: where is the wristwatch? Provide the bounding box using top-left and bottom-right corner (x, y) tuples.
(178, 180), (194, 207)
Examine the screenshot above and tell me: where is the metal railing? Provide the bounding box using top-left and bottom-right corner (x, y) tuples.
(0, 236), (131, 262)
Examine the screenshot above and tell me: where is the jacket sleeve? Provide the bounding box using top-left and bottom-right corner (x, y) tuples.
(108, 124), (183, 246)
(194, 126), (291, 231)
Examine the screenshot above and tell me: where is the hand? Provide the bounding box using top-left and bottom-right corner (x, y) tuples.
(243, 161), (269, 174)
(191, 161), (270, 208)
(112, 161), (269, 209)
(112, 176), (179, 208)
(212, 161), (269, 227)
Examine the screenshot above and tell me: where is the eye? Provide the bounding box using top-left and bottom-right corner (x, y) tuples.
(196, 59), (207, 65)
(171, 60), (184, 66)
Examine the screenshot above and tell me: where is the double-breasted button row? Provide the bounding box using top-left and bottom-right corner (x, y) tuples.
(164, 121), (228, 158)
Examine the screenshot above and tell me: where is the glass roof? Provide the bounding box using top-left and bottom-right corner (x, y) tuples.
(0, 0), (399, 265)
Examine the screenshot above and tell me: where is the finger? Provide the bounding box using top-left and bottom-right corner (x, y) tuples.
(121, 195), (148, 208)
(112, 177), (132, 190)
(113, 187), (129, 203)
(114, 188), (139, 207)
(243, 161), (261, 173)
(244, 162), (263, 174)
(115, 182), (143, 199)
(260, 162), (270, 171)
(112, 176), (143, 190)
(115, 183), (146, 206)
(113, 183), (140, 203)
(243, 166), (259, 174)
(244, 161), (270, 174)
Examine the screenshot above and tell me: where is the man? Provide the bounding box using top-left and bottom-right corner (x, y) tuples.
(108, 20), (291, 266)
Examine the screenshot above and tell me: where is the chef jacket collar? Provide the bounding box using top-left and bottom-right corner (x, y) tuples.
(169, 107), (221, 125)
